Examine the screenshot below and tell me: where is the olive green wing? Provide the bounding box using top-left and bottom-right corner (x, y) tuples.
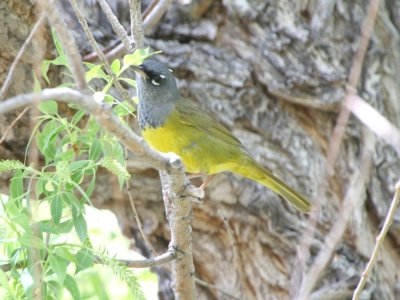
(176, 99), (243, 147)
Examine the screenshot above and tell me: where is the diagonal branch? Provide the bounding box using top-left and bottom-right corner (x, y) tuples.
(352, 180), (400, 300)
(37, 0), (88, 92)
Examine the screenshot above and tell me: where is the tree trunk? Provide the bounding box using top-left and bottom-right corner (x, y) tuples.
(1, 1), (400, 299)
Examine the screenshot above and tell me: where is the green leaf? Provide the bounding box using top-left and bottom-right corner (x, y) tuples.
(73, 213), (87, 242)
(41, 60), (52, 84)
(33, 74), (42, 93)
(71, 109), (86, 125)
(118, 77), (137, 88)
(111, 59), (121, 74)
(50, 195), (63, 225)
(64, 274), (81, 300)
(52, 29), (65, 56)
(89, 140), (102, 161)
(85, 64), (107, 83)
(11, 213), (31, 232)
(51, 54), (68, 67)
(10, 170), (24, 205)
(38, 100), (58, 115)
(75, 248), (94, 273)
(48, 255), (68, 284)
(69, 160), (90, 172)
(84, 175), (96, 199)
(70, 169), (84, 185)
(54, 247), (76, 263)
(0, 269), (12, 294)
(112, 101), (135, 117)
(39, 219), (74, 234)
(18, 234), (45, 250)
(122, 48), (150, 70)
(60, 192), (82, 213)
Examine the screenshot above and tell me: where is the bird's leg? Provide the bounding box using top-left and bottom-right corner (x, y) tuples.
(199, 174), (216, 190)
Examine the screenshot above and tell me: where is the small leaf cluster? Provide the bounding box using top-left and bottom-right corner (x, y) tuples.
(0, 31), (154, 299)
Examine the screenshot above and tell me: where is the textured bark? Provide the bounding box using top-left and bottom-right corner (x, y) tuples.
(1, 1), (400, 299)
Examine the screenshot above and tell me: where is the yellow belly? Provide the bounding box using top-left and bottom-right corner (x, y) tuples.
(141, 111), (240, 174)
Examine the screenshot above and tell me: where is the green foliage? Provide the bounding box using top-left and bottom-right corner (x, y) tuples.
(0, 31), (157, 299)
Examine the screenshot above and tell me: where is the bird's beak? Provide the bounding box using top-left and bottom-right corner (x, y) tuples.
(131, 65), (147, 78)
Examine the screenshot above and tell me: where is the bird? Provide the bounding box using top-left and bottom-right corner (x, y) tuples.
(132, 59), (311, 212)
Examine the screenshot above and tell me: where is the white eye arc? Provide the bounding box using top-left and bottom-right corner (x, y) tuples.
(159, 75), (166, 79)
(168, 69), (173, 73)
(151, 79), (160, 86)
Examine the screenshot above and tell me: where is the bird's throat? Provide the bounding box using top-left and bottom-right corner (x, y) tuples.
(138, 100), (175, 130)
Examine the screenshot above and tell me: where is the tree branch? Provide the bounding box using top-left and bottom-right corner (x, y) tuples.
(37, 0), (88, 92)
(0, 88), (200, 299)
(0, 250), (176, 272)
(296, 130), (376, 300)
(0, 88), (165, 169)
(160, 163), (197, 299)
(97, 0), (132, 52)
(352, 180), (400, 300)
(293, 0), (381, 296)
(68, 0), (131, 104)
(0, 14), (46, 100)
(129, 0), (145, 49)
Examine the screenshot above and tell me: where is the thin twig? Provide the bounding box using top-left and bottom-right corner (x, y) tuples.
(352, 180), (400, 300)
(68, 0), (131, 103)
(102, 0), (173, 61)
(143, 0), (173, 34)
(293, 0), (381, 296)
(218, 209), (246, 299)
(1, 250), (176, 272)
(37, 0), (88, 92)
(326, 0), (381, 170)
(0, 14), (46, 100)
(129, 0), (145, 49)
(0, 88), (167, 170)
(125, 179), (158, 255)
(97, 0), (132, 52)
(0, 107), (29, 145)
(296, 131), (376, 300)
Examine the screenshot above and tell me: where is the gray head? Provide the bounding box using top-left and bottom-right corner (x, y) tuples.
(136, 60), (179, 104)
(135, 60), (180, 129)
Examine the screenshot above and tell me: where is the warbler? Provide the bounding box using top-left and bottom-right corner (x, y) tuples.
(133, 59), (311, 212)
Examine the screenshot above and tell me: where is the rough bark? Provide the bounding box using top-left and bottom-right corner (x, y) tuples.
(1, 0), (400, 299)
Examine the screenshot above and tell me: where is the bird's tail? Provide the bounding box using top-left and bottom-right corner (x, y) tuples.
(231, 158), (312, 213)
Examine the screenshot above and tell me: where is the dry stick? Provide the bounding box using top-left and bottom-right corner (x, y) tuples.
(352, 180), (400, 300)
(125, 180), (158, 255)
(160, 167), (197, 300)
(129, 0), (145, 49)
(1, 249), (176, 272)
(142, 0), (173, 34)
(346, 94), (400, 155)
(104, 0), (173, 61)
(0, 107), (28, 145)
(0, 14), (46, 100)
(37, 0), (88, 92)
(97, 0), (132, 52)
(296, 131), (376, 300)
(0, 88), (166, 169)
(294, 0), (381, 297)
(218, 209), (246, 300)
(68, 0), (131, 103)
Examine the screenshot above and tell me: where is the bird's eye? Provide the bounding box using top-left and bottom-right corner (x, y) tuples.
(151, 74), (165, 86)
